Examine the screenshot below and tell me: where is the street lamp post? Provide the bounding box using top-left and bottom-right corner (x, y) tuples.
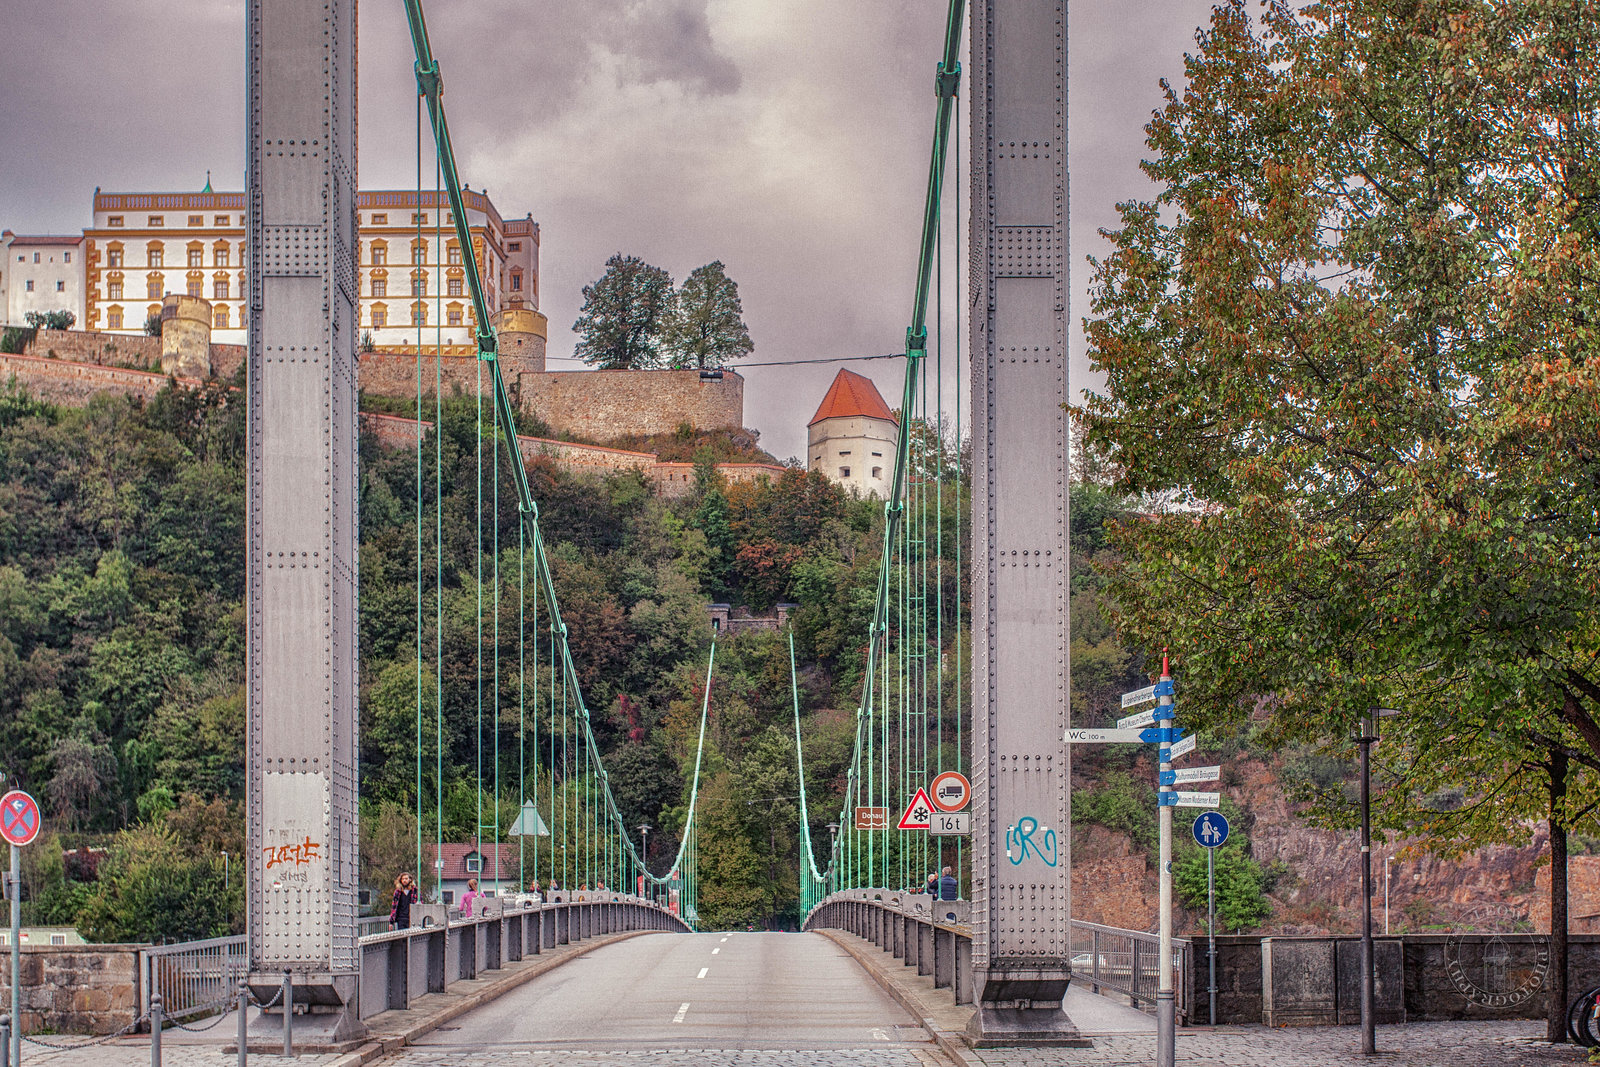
(222, 850), (229, 892)
(1358, 707), (1398, 1056)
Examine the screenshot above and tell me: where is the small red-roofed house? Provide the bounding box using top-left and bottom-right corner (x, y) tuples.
(808, 369), (898, 497)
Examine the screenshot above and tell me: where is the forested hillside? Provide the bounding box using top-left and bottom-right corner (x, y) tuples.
(0, 378), (974, 937)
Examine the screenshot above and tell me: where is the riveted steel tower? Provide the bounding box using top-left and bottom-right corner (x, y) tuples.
(967, 0), (1083, 1046)
(244, 0), (362, 1044)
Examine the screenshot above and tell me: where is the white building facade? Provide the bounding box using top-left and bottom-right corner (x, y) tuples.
(81, 187), (539, 346)
(3, 232), (85, 328)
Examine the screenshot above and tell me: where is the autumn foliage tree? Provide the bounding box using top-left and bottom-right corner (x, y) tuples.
(1077, 0), (1600, 1035)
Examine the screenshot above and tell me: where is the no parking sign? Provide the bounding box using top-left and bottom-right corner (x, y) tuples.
(0, 790), (40, 847)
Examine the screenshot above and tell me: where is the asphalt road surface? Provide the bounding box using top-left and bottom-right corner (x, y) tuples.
(403, 930), (946, 1065)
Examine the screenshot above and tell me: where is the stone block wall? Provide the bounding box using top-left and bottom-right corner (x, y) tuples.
(7, 329), (744, 444)
(25, 328), (161, 368)
(1188, 932), (1600, 1026)
(0, 945), (141, 1035)
(520, 369), (743, 442)
(0, 353), (202, 406)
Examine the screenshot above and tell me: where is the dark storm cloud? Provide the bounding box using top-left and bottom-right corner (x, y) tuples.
(0, 0), (1218, 460)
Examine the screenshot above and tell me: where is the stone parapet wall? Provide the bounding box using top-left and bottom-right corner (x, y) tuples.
(520, 369), (743, 441)
(0, 352), (205, 406)
(25, 328), (161, 368)
(7, 330), (743, 443)
(0, 944), (141, 1035)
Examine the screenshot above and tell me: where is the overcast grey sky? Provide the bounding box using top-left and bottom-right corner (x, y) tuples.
(0, 0), (1216, 461)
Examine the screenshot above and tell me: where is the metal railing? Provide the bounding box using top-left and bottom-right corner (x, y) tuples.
(803, 890), (1193, 1024)
(139, 935), (249, 1022)
(131, 895), (689, 1034)
(1069, 917), (1191, 1019)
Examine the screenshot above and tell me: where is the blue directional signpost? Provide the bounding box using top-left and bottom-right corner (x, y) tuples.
(1069, 653), (1211, 1067)
(1193, 810), (1230, 1024)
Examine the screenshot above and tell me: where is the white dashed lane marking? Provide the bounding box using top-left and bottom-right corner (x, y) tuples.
(672, 1002), (689, 1023)
(697, 967), (709, 979)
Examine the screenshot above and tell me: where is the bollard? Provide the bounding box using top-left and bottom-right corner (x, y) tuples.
(1, 1012), (10, 1067)
(281, 971), (292, 1058)
(237, 981), (249, 1067)
(149, 994), (163, 1067)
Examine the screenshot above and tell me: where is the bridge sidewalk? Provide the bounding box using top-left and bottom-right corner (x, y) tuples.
(18, 930), (653, 1067)
(816, 926), (1153, 1066)
(816, 927), (1585, 1066)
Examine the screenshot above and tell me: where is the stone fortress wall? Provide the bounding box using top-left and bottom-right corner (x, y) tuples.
(2, 301), (781, 496)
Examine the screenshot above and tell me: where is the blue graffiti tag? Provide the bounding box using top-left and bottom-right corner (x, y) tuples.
(1005, 817), (1058, 867)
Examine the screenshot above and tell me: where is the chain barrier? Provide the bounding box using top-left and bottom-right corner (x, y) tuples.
(14, 976), (285, 1054)
(19, 1010), (151, 1052)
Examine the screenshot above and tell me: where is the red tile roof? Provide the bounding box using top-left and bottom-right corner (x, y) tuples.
(434, 842), (522, 881)
(808, 369), (897, 427)
(6, 235), (83, 247)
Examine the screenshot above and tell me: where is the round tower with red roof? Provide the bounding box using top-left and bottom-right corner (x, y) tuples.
(807, 368), (898, 498)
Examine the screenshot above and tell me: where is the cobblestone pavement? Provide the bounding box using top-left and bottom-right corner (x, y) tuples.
(384, 1050), (947, 1066)
(12, 1034), (338, 1067)
(970, 1020), (1588, 1067)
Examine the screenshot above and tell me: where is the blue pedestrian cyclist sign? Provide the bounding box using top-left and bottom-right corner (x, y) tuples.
(1192, 810), (1229, 849)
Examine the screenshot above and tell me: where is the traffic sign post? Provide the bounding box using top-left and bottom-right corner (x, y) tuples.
(2, 789), (40, 1067)
(896, 788), (936, 831)
(1154, 659), (1175, 1067)
(1193, 810), (1230, 1026)
(928, 772), (971, 813)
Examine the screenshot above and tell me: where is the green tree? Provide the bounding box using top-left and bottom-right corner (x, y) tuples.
(1077, 2), (1600, 1035)
(24, 310), (75, 332)
(1176, 843), (1271, 933)
(572, 254), (674, 369)
(662, 261), (753, 370)
(77, 824), (237, 942)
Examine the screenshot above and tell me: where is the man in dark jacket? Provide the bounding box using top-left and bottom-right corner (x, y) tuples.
(937, 866), (959, 901)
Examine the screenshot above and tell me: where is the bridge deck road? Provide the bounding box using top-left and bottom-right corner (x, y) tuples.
(398, 931), (948, 1066)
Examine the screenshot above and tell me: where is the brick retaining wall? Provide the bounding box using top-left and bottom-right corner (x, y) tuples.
(0, 944), (141, 1035)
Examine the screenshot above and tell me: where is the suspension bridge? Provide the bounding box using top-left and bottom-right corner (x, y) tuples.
(238, 0), (1087, 1056)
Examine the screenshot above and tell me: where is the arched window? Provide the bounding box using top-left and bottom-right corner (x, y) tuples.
(447, 242), (462, 265)
(107, 274), (124, 301)
(411, 270), (427, 298)
(187, 242), (204, 268)
(147, 303), (162, 324)
(106, 243), (124, 269)
(370, 240), (387, 266)
(213, 305), (229, 329)
(370, 302), (388, 329)
(446, 303), (463, 327)
(213, 242), (230, 268)
(411, 239), (427, 265)
(146, 242), (164, 268)
(187, 271), (204, 298)
(106, 305), (124, 330)
(871, 467), (882, 480)
(147, 273), (165, 300)
(213, 275), (229, 300)
(410, 301), (427, 327)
